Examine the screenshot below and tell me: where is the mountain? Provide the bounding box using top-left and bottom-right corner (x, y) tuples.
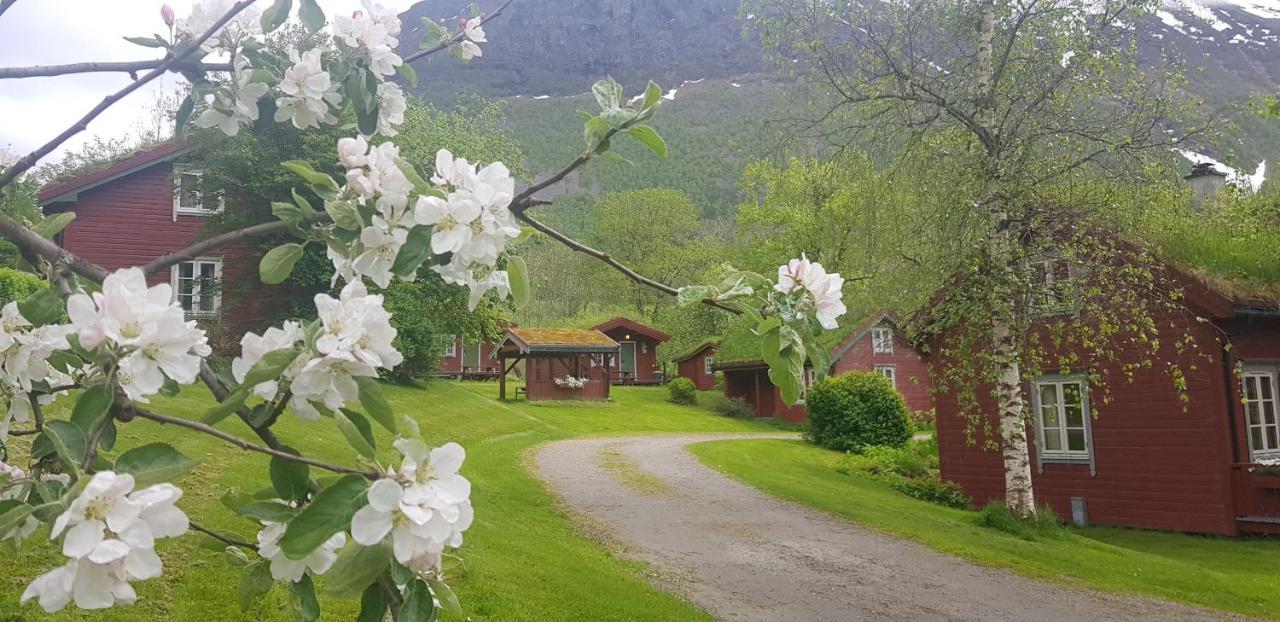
(400, 0), (1280, 203)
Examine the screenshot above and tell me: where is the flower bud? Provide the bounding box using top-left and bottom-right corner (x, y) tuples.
(161, 4), (175, 27)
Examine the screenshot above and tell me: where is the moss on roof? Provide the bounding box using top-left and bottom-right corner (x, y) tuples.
(671, 338), (721, 362)
(508, 328), (617, 347)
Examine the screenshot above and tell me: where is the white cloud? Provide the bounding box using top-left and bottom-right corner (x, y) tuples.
(0, 0), (415, 165)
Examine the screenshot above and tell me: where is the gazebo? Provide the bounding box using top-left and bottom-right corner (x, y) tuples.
(497, 327), (620, 401)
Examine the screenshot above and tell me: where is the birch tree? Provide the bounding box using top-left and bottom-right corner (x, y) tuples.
(746, 0), (1210, 515)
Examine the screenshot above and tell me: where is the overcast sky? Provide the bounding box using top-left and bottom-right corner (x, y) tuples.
(0, 0), (417, 165)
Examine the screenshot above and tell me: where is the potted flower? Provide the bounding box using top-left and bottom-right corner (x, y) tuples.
(553, 375), (589, 390)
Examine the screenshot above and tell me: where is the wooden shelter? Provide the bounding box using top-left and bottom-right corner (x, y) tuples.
(497, 328), (620, 401)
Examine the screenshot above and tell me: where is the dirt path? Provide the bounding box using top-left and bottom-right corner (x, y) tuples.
(534, 434), (1244, 622)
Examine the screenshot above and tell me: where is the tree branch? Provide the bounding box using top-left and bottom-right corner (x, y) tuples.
(142, 218), (301, 276)
(189, 520), (256, 550)
(403, 0), (514, 65)
(123, 398), (382, 480)
(0, 0), (257, 190)
(0, 0), (18, 20)
(0, 214), (110, 282)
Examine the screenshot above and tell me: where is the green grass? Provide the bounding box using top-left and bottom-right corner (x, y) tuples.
(0, 382), (775, 621)
(691, 438), (1280, 620)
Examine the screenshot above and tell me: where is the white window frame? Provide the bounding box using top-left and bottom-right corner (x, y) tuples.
(1241, 366), (1280, 461)
(1030, 375), (1095, 474)
(871, 327), (894, 354)
(172, 168), (224, 217)
(704, 356), (715, 375)
(874, 364), (897, 388)
(443, 335), (457, 358)
(170, 257), (223, 319)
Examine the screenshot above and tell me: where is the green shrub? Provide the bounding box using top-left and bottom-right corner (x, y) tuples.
(908, 409), (936, 432)
(975, 502), (1066, 540)
(667, 377), (697, 405)
(0, 267), (43, 306)
(713, 395), (755, 419)
(805, 371), (911, 452)
(888, 476), (971, 509)
(835, 443), (933, 479)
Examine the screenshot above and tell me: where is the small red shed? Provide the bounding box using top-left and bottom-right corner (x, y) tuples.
(926, 259), (1280, 536)
(496, 328), (619, 401)
(434, 334), (502, 379)
(674, 340), (720, 390)
(590, 317), (670, 385)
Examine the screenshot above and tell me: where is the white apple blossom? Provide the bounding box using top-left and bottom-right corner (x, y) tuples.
(338, 135), (370, 169)
(0, 301), (74, 438)
(774, 256), (847, 330)
(231, 321), (306, 401)
(462, 17), (487, 44)
(23, 472), (188, 613)
(456, 40), (483, 61)
(194, 58), (268, 137)
(175, 0), (262, 52)
(0, 147), (20, 169)
(256, 520), (345, 583)
(275, 49), (341, 130)
(414, 192), (480, 256)
(353, 225), (408, 288)
(350, 440), (473, 569)
(376, 82), (408, 136)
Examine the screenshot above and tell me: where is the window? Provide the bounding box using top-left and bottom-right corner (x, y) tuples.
(1242, 368), (1280, 460)
(704, 356), (714, 375)
(874, 364), (896, 388)
(1033, 377), (1091, 460)
(871, 327), (893, 354)
(171, 258), (221, 318)
(1029, 257), (1074, 314)
(173, 168), (222, 215)
(443, 336), (457, 357)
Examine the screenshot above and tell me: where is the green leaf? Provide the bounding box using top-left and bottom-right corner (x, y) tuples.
(273, 201), (306, 225)
(355, 101), (379, 137)
(354, 377), (396, 434)
(676, 285), (715, 306)
(642, 80), (663, 110)
(282, 161), (338, 190)
(598, 150), (632, 166)
(260, 0), (292, 33)
(123, 35), (167, 48)
(290, 188), (316, 215)
(202, 387), (249, 425)
(0, 502), (34, 540)
(298, 0), (325, 32)
(627, 125), (667, 160)
(221, 487), (255, 513)
(323, 539), (392, 598)
(325, 200), (364, 231)
(390, 226), (432, 278)
(763, 325), (806, 405)
(583, 115), (610, 147)
(244, 347), (302, 388)
(175, 94), (196, 138)
(398, 62), (419, 87)
(507, 255), (530, 307)
(591, 77), (622, 111)
(70, 383), (115, 451)
(114, 442), (198, 488)
(36, 421), (85, 478)
(399, 579), (436, 622)
(289, 574), (321, 621)
(336, 411), (376, 460)
(260, 243), (305, 284)
(280, 474), (367, 559)
(32, 212), (76, 238)
(224, 545), (253, 566)
(269, 451), (311, 503)
(236, 500), (298, 523)
(394, 158), (433, 195)
(18, 287), (64, 327)
(357, 583), (390, 622)
(427, 579), (463, 618)
(237, 561), (274, 612)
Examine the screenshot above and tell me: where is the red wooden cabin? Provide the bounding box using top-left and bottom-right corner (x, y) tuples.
(496, 328), (618, 401)
(714, 312), (933, 423)
(673, 340), (719, 390)
(434, 334), (502, 379)
(927, 261), (1280, 535)
(37, 142), (278, 343)
(590, 317), (670, 385)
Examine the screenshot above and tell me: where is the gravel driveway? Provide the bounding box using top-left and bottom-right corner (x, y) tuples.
(534, 434), (1244, 622)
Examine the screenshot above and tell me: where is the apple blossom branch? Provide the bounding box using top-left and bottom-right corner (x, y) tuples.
(0, 0), (514, 81)
(0, 0), (259, 191)
(189, 520), (255, 550)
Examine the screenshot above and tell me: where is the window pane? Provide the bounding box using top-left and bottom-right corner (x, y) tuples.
(179, 263), (193, 279)
(1067, 429), (1087, 452)
(1265, 400), (1277, 426)
(1267, 426), (1279, 451)
(180, 174), (201, 208)
(1251, 428), (1264, 451)
(1039, 383), (1058, 409)
(1261, 376), (1274, 400)
(1042, 429), (1062, 451)
(199, 262), (216, 278)
(1247, 401), (1261, 426)
(1041, 404), (1059, 429)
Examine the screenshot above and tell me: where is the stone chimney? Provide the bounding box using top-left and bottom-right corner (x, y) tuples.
(1185, 162), (1227, 210)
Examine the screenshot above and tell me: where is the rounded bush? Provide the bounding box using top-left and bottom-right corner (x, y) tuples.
(713, 395), (755, 419)
(667, 377), (697, 405)
(805, 371), (911, 452)
(0, 267), (43, 306)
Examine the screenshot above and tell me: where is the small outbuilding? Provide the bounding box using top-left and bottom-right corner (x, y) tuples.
(433, 334), (502, 379)
(590, 317), (671, 385)
(497, 328), (619, 401)
(673, 340), (720, 390)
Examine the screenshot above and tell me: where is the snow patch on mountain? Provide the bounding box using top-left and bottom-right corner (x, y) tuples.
(1178, 149), (1268, 191)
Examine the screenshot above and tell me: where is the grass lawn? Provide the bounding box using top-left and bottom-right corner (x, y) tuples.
(0, 381), (777, 621)
(691, 438), (1280, 620)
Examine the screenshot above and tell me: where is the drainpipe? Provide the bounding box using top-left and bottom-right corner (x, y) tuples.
(1221, 340), (1241, 464)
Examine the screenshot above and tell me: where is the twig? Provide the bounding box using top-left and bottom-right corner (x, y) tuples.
(142, 217), (312, 276)
(378, 573), (405, 620)
(190, 520), (256, 550)
(27, 393), (44, 433)
(0, 0), (258, 190)
(81, 410), (114, 470)
(509, 130), (620, 215)
(124, 399), (382, 480)
(403, 0), (514, 65)
(0, 0), (18, 20)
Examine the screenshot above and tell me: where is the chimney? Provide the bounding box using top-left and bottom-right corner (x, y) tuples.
(1185, 162), (1227, 210)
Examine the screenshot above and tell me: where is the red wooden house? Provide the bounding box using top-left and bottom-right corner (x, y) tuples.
(37, 142), (277, 342)
(434, 334), (502, 379)
(926, 259), (1280, 536)
(496, 327), (618, 401)
(590, 317), (670, 384)
(715, 312), (933, 423)
(673, 340), (719, 390)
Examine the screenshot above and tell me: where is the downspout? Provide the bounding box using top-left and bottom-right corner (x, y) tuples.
(1220, 340), (1241, 464)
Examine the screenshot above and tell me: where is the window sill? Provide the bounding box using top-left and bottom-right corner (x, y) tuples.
(185, 312), (221, 321)
(1040, 454), (1092, 465)
(175, 208), (223, 217)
